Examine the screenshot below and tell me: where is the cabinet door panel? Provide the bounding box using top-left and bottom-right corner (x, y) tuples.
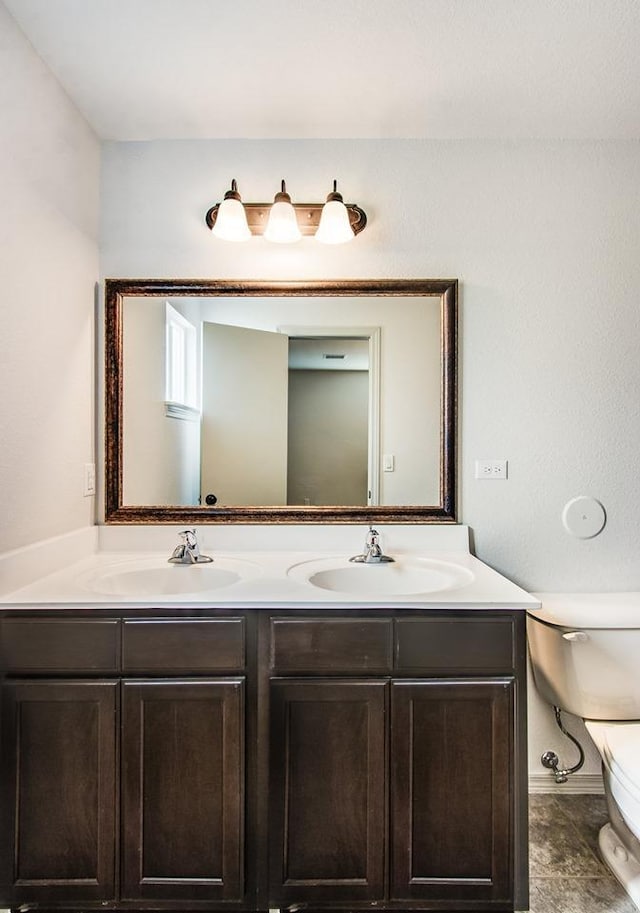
(391, 678), (513, 905)
(269, 679), (386, 905)
(121, 679), (244, 902)
(0, 680), (117, 904)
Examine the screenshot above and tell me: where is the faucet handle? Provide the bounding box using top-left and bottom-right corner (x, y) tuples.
(366, 527), (379, 547)
(179, 529), (197, 547)
(366, 527), (383, 555)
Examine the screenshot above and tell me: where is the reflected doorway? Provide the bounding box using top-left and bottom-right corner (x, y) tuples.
(282, 326), (380, 507)
(287, 337), (369, 506)
(200, 324), (380, 507)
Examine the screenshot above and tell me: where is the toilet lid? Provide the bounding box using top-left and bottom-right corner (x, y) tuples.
(585, 720), (640, 799)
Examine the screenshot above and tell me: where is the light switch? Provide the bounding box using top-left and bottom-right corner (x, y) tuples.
(383, 454), (395, 472)
(83, 462), (96, 497)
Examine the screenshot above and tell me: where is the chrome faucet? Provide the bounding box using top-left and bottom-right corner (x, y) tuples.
(168, 529), (213, 565)
(349, 527), (395, 564)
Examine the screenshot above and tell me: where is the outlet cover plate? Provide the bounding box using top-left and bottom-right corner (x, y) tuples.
(475, 459), (508, 480)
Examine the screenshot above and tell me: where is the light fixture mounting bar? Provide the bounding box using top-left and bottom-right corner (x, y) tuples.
(205, 202), (367, 236)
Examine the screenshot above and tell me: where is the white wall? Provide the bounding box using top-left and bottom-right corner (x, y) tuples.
(101, 138), (640, 590)
(0, 3), (100, 552)
(100, 137), (640, 784)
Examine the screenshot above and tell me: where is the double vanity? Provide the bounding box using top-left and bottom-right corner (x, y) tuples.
(0, 277), (540, 912)
(0, 524), (538, 913)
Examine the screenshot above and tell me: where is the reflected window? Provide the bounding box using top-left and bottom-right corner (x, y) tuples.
(165, 303), (197, 407)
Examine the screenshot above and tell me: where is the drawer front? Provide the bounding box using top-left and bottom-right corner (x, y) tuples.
(1, 618), (120, 673)
(122, 618), (245, 673)
(395, 617), (515, 672)
(270, 618), (393, 674)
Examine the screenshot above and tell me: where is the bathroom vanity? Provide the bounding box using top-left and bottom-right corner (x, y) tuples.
(0, 533), (537, 913)
(0, 275), (535, 912)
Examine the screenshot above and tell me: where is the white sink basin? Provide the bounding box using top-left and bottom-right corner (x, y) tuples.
(287, 557), (474, 596)
(81, 557), (260, 597)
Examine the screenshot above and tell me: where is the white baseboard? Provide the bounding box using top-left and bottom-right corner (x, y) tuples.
(529, 772), (604, 794)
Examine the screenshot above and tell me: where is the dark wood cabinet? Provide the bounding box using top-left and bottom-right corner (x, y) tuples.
(268, 678), (386, 905)
(0, 679), (117, 905)
(121, 678), (244, 902)
(390, 678), (513, 904)
(0, 615), (249, 911)
(0, 607), (527, 913)
(266, 612), (527, 912)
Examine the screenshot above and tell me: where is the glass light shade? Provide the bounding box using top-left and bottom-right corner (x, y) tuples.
(264, 200), (302, 243)
(211, 197), (251, 242)
(315, 198), (355, 244)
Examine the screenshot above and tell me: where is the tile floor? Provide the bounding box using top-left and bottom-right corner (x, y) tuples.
(525, 793), (636, 912)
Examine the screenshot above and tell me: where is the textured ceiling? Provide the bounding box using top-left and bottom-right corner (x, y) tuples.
(5, 0), (640, 140)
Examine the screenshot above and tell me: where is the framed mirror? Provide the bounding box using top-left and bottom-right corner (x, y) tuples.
(105, 279), (457, 523)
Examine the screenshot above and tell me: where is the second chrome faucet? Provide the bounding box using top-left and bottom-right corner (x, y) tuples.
(349, 527), (395, 564)
(168, 529), (213, 564)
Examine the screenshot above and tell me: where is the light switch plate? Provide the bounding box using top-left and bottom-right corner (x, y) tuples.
(83, 462), (96, 496)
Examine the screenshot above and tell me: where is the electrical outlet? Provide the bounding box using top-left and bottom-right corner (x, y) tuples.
(83, 462), (96, 496)
(475, 459), (508, 480)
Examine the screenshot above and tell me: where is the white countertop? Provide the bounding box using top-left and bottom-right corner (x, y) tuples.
(0, 540), (539, 611)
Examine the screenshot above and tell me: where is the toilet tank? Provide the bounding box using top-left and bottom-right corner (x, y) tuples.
(527, 593), (640, 721)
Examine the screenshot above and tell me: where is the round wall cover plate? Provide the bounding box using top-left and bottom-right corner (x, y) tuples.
(562, 496), (606, 539)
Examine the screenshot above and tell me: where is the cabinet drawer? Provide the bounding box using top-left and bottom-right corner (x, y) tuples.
(395, 617), (515, 672)
(1, 618), (120, 673)
(122, 618), (245, 673)
(270, 618), (392, 673)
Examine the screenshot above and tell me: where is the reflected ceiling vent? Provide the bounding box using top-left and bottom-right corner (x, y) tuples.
(288, 337), (369, 371)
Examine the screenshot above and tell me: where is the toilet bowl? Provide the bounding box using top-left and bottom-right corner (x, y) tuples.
(527, 593), (640, 910)
(583, 718), (640, 907)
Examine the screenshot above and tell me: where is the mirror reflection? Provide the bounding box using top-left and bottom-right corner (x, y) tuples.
(105, 280), (457, 524)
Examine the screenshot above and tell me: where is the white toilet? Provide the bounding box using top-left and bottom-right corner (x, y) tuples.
(527, 593), (640, 909)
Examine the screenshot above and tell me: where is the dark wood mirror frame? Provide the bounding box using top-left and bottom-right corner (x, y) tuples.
(104, 278), (457, 524)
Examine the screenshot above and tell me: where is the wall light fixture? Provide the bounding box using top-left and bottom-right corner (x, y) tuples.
(205, 179), (367, 244)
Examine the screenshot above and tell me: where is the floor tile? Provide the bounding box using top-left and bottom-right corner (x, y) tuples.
(528, 875), (636, 913)
(528, 794), (607, 877)
(526, 794), (638, 913)
(560, 793), (610, 850)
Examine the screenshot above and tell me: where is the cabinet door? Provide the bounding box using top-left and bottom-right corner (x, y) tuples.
(0, 680), (117, 905)
(121, 679), (244, 902)
(390, 678), (514, 905)
(269, 679), (386, 905)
